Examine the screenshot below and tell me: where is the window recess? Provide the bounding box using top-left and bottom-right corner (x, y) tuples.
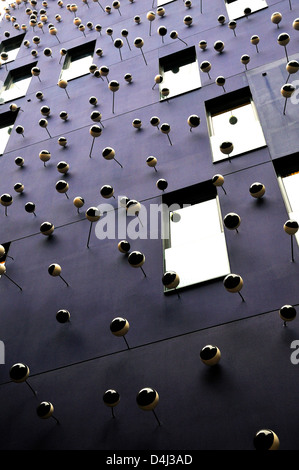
(275, 154), (299, 246)
(0, 111), (18, 155)
(159, 46), (201, 100)
(59, 40), (96, 81)
(224, 0), (268, 21)
(205, 86), (266, 163)
(162, 181), (231, 291)
(0, 33), (25, 64)
(0, 62), (36, 103)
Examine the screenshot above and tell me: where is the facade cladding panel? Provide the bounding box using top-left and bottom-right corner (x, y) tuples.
(0, 0), (298, 452)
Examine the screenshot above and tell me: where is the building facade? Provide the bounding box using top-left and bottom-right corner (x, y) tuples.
(0, 0), (299, 451)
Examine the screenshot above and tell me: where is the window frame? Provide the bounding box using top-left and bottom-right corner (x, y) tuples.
(0, 111), (17, 156)
(0, 33), (26, 64)
(275, 155), (299, 246)
(205, 87), (266, 163)
(158, 46), (201, 101)
(162, 181), (231, 292)
(59, 40), (96, 82)
(157, 0), (176, 6)
(0, 62), (36, 103)
(224, 0), (268, 20)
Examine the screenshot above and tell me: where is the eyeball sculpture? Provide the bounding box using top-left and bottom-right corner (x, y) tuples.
(114, 38), (123, 60)
(103, 389), (120, 417)
(108, 80), (119, 114)
(271, 12), (282, 28)
(286, 60), (299, 82)
(187, 114), (200, 131)
(147, 11), (155, 36)
(15, 156), (25, 167)
(56, 309), (71, 323)
(212, 174), (226, 194)
(200, 345), (221, 366)
(89, 125), (102, 157)
(40, 221), (54, 236)
(281, 83), (295, 114)
(15, 125), (25, 137)
(100, 185), (115, 199)
(73, 196), (85, 213)
(36, 401), (59, 424)
(241, 54), (250, 70)
(14, 183), (24, 194)
(220, 141), (233, 160)
(116, 237), (131, 253)
(223, 212), (241, 232)
(277, 32), (290, 61)
(48, 263), (69, 286)
(156, 179), (168, 191)
(183, 15), (193, 26)
(85, 207), (101, 248)
(160, 123), (172, 145)
(223, 273), (244, 301)
(110, 317), (130, 348)
(9, 363), (37, 396)
(228, 20), (237, 36)
(134, 37), (147, 65)
(199, 40), (207, 51)
(250, 35), (260, 52)
(162, 271), (180, 290)
(25, 202), (36, 216)
(284, 219), (298, 261)
(200, 60), (212, 79)
(152, 74), (163, 90)
(136, 388), (160, 425)
(132, 118), (142, 130)
(249, 182), (265, 199)
(214, 40), (224, 53)
(127, 251), (146, 277)
(0, 193), (13, 215)
(279, 304), (296, 326)
(215, 76), (226, 92)
(253, 429), (279, 450)
(146, 156), (158, 171)
(55, 180), (69, 198)
(102, 147), (123, 167)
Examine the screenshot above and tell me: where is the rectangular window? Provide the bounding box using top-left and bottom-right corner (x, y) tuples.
(224, 0), (268, 20)
(0, 33), (25, 63)
(205, 87), (266, 163)
(275, 155), (299, 245)
(162, 181), (231, 291)
(157, 0), (176, 6)
(0, 62), (35, 103)
(60, 40), (96, 81)
(0, 111), (17, 156)
(159, 46), (201, 100)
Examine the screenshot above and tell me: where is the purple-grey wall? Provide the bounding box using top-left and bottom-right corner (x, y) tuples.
(0, 0), (298, 450)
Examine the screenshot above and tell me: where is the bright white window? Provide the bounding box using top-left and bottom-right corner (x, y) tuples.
(1, 75), (32, 103)
(277, 169), (299, 245)
(224, 0), (268, 20)
(162, 184), (231, 290)
(0, 34), (25, 64)
(159, 47), (201, 100)
(206, 88), (266, 163)
(60, 41), (95, 81)
(157, 0), (176, 6)
(0, 64), (34, 103)
(0, 112), (16, 156)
